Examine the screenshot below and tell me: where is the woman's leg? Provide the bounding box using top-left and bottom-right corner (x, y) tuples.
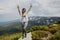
(24, 22), (28, 37)
(22, 22), (25, 39)
(22, 22), (28, 38)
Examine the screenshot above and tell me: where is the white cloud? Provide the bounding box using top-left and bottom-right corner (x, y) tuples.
(0, 0), (60, 22)
(0, 0), (60, 16)
(31, 0), (60, 16)
(0, 0), (17, 14)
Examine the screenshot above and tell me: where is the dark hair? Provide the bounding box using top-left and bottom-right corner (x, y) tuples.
(22, 8), (26, 12)
(22, 8), (26, 10)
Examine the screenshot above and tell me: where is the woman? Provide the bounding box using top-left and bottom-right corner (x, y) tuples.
(17, 3), (32, 39)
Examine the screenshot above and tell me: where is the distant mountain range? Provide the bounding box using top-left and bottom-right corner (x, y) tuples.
(29, 16), (60, 25)
(0, 16), (60, 26)
(0, 16), (60, 34)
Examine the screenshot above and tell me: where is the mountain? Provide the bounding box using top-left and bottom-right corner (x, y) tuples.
(0, 16), (60, 27)
(28, 16), (60, 26)
(0, 16), (60, 35)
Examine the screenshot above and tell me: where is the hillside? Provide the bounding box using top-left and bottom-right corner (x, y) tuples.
(28, 21), (60, 40)
(0, 16), (60, 40)
(0, 33), (22, 40)
(0, 16), (60, 35)
(0, 21), (60, 40)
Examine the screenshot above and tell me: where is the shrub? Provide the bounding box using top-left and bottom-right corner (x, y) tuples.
(48, 27), (57, 34)
(49, 29), (57, 34)
(49, 32), (60, 40)
(11, 37), (19, 40)
(32, 31), (48, 40)
(54, 32), (60, 40)
(49, 36), (55, 40)
(28, 25), (49, 32)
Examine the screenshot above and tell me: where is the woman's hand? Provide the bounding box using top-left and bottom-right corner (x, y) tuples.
(30, 3), (32, 7)
(17, 4), (21, 15)
(27, 3), (32, 14)
(17, 4), (19, 8)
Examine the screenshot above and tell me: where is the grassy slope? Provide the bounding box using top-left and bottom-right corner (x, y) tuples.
(31, 23), (60, 40)
(0, 21), (60, 40)
(0, 33), (22, 40)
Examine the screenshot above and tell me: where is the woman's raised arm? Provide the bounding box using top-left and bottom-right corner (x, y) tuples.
(27, 3), (32, 14)
(17, 4), (21, 15)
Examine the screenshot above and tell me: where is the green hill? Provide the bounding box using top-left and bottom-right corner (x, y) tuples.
(0, 33), (22, 40)
(30, 23), (60, 40)
(0, 21), (60, 40)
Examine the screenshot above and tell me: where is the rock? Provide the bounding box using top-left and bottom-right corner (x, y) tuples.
(18, 32), (32, 40)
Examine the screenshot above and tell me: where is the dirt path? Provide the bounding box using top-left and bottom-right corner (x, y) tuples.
(18, 32), (32, 40)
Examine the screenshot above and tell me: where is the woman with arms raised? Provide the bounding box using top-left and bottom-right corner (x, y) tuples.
(17, 3), (32, 39)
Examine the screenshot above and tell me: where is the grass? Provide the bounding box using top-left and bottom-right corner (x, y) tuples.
(31, 31), (50, 40)
(0, 32), (22, 40)
(0, 22), (60, 40)
(29, 23), (60, 40)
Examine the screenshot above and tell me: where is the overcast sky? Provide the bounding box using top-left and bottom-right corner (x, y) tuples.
(0, 0), (60, 22)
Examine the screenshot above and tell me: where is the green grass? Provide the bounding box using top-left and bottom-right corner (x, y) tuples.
(32, 31), (49, 40)
(29, 23), (60, 40)
(0, 33), (22, 40)
(0, 21), (60, 40)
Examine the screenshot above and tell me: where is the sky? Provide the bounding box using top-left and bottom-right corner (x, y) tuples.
(0, 0), (60, 22)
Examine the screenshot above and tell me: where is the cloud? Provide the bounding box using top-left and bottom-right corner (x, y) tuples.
(0, 0), (60, 22)
(0, 0), (20, 22)
(30, 0), (60, 17)
(0, 0), (60, 16)
(0, 0), (17, 14)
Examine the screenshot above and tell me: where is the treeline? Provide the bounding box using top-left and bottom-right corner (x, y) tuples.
(0, 26), (21, 35)
(0, 21), (22, 35)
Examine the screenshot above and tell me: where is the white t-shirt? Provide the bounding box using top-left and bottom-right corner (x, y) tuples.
(21, 12), (28, 23)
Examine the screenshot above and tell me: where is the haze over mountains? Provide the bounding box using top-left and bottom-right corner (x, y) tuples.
(0, 16), (60, 35)
(0, 16), (60, 26)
